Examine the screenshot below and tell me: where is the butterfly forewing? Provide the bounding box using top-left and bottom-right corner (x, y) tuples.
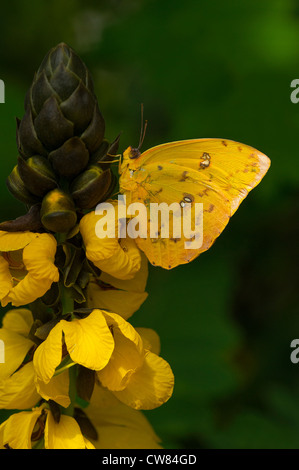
(119, 138), (270, 269)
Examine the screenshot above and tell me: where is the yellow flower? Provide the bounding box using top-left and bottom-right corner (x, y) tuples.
(44, 411), (94, 449)
(0, 308), (34, 382)
(87, 252), (149, 320)
(0, 308), (70, 409)
(33, 309), (115, 384)
(84, 384), (162, 449)
(35, 370), (70, 408)
(98, 323), (174, 410)
(0, 362), (40, 410)
(0, 406), (94, 449)
(0, 231), (59, 307)
(0, 385), (162, 449)
(0, 406), (44, 449)
(33, 309), (174, 410)
(79, 201), (141, 280)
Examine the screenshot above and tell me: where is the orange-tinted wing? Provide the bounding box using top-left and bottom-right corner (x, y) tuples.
(120, 139), (270, 269)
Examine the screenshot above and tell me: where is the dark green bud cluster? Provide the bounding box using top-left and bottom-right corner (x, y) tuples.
(6, 43), (119, 233)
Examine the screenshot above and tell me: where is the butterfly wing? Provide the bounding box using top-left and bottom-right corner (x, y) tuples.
(120, 139), (270, 269)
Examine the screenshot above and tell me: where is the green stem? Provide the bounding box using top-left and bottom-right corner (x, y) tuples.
(56, 232), (67, 245)
(62, 286), (74, 316)
(61, 283), (77, 417)
(32, 437), (45, 449)
(54, 356), (76, 376)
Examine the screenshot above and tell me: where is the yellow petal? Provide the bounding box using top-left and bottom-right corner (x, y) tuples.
(113, 351), (174, 410)
(94, 238), (141, 280)
(97, 327), (143, 391)
(86, 384), (161, 449)
(0, 328), (34, 380)
(0, 231), (38, 251)
(33, 323), (63, 383)
(35, 370), (70, 408)
(0, 362), (40, 409)
(34, 311), (115, 383)
(2, 308), (34, 335)
(80, 208), (142, 280)
(62, 309), (114, 371)
(80, 209), (118, 260)
(6, 272), (58, 307)
(100, 251), (148, 292)
(44, 413), (87, 449)
(97, 311), (144, 391)
(1, 233), (59, 307)
(135, 328), (161, 356)
(87, 280), (148, 320)
(0, 407), (42, 449)
(102, 310), (143, 351)
(0, 256), (13, 305)
(22, 233), (58, 280)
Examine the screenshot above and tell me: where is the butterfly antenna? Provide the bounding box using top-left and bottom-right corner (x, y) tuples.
(139, 120), (148, 150)
(138, 103), (144, 149)
(137, 103), (148, 150)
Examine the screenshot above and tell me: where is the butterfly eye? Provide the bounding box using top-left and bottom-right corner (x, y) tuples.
(129, 148), (141, 159)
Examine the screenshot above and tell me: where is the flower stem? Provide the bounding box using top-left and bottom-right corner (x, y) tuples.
(61, 282), (77, 417)
(62, 286), (74, 316)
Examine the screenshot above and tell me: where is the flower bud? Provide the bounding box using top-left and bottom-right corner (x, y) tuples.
(48, 137), (89, 178)
(17, 155), (57, 197)
(17, 42), (105, 163)
(40, 188), (77, 233)
(6, 165), (40, 205)
(16, 110), (48, 159)
(70, 165), (113, 210)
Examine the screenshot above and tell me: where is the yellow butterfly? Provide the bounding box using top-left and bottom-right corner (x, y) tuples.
(119, 138), (270, 269)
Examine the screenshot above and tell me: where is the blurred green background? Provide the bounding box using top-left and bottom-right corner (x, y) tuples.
(1, 0), (299, 449)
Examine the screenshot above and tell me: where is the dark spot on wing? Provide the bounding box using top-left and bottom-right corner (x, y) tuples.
(180, 170), (188, 182)
(154, 188), (163, 195)
(197, 188), (210, 197)
(199, 152), (211, 169)
(183, 193), (194, 203)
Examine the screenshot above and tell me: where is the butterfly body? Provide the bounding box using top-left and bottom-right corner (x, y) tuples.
(119, 139), (270, 269)
(119, 148), (149, 199)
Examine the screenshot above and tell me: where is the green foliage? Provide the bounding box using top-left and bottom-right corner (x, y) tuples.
(1, 0), (299, 448)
